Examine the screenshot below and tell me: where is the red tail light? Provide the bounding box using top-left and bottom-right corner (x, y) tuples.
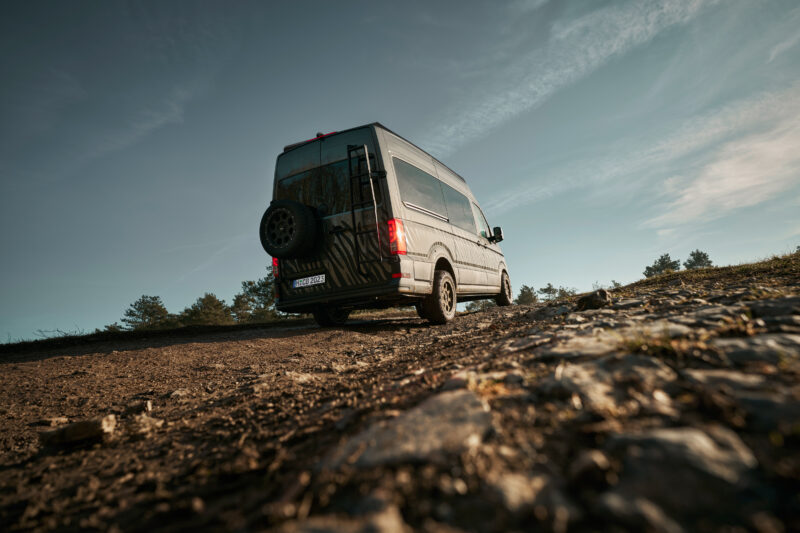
(387, 219), (407, 255)
(272, 257), (279, 278)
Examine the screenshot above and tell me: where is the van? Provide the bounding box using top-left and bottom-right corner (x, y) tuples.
(259, 123), (512, 326)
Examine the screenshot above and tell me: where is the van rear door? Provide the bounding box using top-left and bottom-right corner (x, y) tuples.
(274, 128), (389, 301)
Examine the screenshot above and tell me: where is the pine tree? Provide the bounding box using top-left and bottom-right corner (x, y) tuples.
(556, 286), (577, 299)
(514, 284), (537, 305)
(181, 293), (234, 326)
(230, 293), (253, 323)
(643, 254), (681, 278)
(683, 249), (713, 270)
(121, 295), (170, 330)
(537, 283), (557, 301)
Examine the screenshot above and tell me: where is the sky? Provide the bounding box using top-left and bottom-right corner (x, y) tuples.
(2, 0), (799, 341)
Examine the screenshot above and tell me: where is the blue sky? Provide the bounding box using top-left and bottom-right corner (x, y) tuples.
(2, 0), (799, 341)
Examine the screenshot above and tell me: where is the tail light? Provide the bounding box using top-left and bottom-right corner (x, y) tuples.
(272, 256), (279, 278)
(387, 219), (407, 255)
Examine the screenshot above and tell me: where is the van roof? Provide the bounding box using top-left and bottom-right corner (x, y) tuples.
(282, 122), (467, 183)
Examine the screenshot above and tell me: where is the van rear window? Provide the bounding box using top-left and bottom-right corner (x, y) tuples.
(393, 158), (446, 218)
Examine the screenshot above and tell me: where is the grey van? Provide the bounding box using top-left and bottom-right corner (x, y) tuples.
(259, 123), (512, 327)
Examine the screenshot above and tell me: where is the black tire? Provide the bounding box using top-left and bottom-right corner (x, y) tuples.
(312, 306), (350, 327)
(421, 270), (457, 324)
(259, 200), (317, 258)
(496, 271), (512, 306)
(415, 303), (429, 320)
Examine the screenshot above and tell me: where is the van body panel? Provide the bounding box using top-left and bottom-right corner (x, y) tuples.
(269, 123), (508, 314)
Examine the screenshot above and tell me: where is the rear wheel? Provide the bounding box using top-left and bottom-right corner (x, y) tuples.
(312, 306), (350, 327)
(421, 270), (457, 324)
(415, 303), (429, 320)
(496, 271), (512, 306)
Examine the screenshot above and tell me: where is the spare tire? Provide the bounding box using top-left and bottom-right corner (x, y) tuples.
(259, 200), (317, 258)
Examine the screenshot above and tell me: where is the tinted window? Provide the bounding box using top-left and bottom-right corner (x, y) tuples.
(393, 157), (446, 217)
(471, 203), (492, 239)
(274, 129), (381, 216)
(442, 184), (476, 233)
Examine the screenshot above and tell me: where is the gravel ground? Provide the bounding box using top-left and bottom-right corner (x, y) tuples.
(1, 255), (799, 532)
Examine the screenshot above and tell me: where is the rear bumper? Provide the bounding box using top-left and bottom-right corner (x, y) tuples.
(276, 278), (418, 313)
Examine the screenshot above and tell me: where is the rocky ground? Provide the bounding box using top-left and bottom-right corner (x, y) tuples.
(1, 254), (799, 532)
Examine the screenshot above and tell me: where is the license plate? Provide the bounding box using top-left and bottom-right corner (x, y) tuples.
(292, 274), (325, 288)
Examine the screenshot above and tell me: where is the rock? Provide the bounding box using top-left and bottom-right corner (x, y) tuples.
(272, 504), (410, 533)
(600, 426), (758, 528)
(534, 334), (617, 360)
(733, 392), (800, 432)
(596, 493), (684, 533)
(575, 289), (611, 311)
(125, 400), (153, 415)
(614, 298), (646, 310)
(568, 449), (611, 486)
(39, 415), (116, 448)
(131, 414), (164, 435)
(711, 335), (800, 365)
(746, 296), (800, 318)
(490, 472), (579, 530)
(684, 369), (766, 390)
(537, 354), (677, 416)
(441, 370), (476, 391)
(30, 417), (69, 427)
(322, 390), (491, 469)
(526, 305), (570, 321)
(169, 389), (190, 399)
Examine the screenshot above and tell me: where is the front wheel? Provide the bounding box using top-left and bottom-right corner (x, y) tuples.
(421, 270), (457, 324)
(496, 271), (512, 306)
(312, 306), (350, 327)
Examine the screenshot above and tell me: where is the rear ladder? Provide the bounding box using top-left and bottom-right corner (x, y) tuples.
(347, 144), (383, 277)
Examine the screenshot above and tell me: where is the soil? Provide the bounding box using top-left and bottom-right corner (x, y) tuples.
(1, 254), (799, 532)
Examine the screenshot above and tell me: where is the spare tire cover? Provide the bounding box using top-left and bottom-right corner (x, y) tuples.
(259, 200), (317, 258)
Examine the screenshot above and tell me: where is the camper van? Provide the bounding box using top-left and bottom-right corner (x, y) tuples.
(259, 123), (512, 326)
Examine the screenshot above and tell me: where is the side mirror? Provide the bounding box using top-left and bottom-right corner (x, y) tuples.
(489, 226), (504, 243)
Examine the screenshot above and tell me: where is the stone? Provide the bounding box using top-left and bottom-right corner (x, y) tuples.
(537, 354), (676, 416)
(169, 389), (190, 399)
(575, 289), (612, 311)
(600, 426), (758, 527)
(746, 296), (800, 318)
(125, 400), (153, 415)
(613, 298), (646, 310)
(568, 449), (611, 485)
(31, 417), (69, 427)
(322, 390), (491, 469)
(490, 472), (579, 529)
(272, 504), (410, 533)
(526, 305), (570, 321)
(534, 335), (617, 360)
(684, 369), (766, 390)
(711, 335), (800, 365)
(131, 414), (164, 435)
(595, 493), (684, 533)
(39, 415), (116, 448)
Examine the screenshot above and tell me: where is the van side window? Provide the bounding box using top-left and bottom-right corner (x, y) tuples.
(442, 184), (476, 233)
(471, 203), (492, 239)
(393, 157), (446, 218)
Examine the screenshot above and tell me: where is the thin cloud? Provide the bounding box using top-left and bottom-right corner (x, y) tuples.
(644, 119), (800, 228)
(484, 83), (800, 216)
(419, 0), (719, 156)
(768, 30), (800, 63)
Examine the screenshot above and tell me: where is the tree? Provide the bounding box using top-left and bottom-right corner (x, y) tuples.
(121, 295), (170, 330)
(514, 284), (537, 305)
(465, 299), (497, 312)
(556, 286), (577, 299)
(180, 293), (234, 326)
(643, 254), (681, 278)
(230, 292), (253, 323)
(537, 283), (557, 301)
(610, 280), (622, 290)
(683, 249), (713, 270)
(232, 272), (278, 323)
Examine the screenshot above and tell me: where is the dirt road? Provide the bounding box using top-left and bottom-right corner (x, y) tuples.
(2, 256), (799, 532)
